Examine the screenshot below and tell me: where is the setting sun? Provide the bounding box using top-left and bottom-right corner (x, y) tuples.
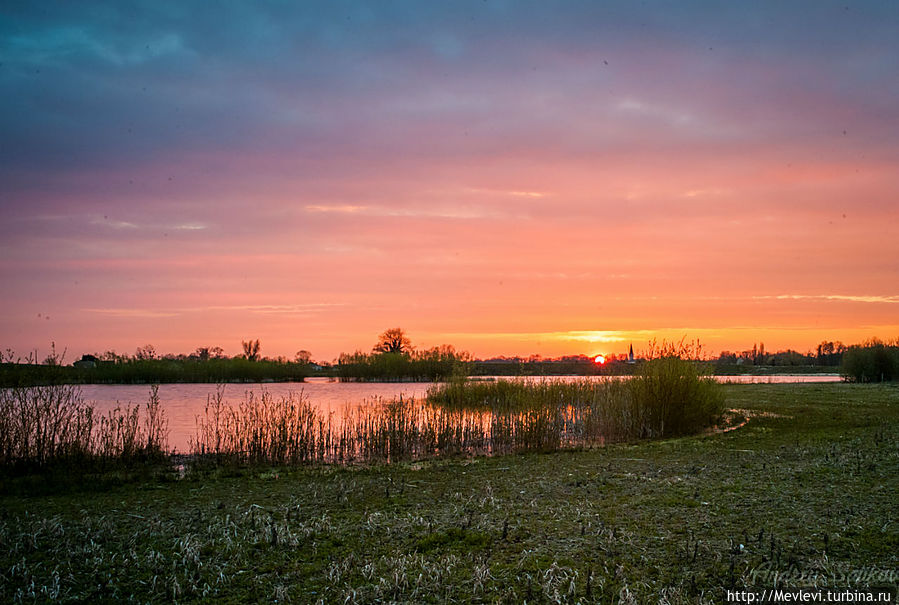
(593, 355), (606, 365)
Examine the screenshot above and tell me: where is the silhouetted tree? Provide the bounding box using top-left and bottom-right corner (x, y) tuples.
(101, 350), (126, 363)
(134, 344), (157, 361)
(295, 350), (312, 364)
(717, 351), (738, 364)
(242, 339), (261, 361)
(816, 341), (846, 366)
(373, 328), (412, 355)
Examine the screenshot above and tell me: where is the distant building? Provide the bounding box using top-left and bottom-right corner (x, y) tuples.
(627, 344), (636, 364)
(73, 354), (99, 369)
(481, 357), (519, 364)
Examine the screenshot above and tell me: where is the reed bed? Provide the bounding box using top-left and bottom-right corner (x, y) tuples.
(189, 366), (722, 466)
(428, 363), (724, 443)
(0, 357), (312, 387)
(189, 390), (585, 465)
(191, 387), (332, 465)
(0, 384), (168, 469)
(191, 393), (492, 464)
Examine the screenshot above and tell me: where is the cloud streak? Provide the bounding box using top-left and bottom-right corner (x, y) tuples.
(756, 295), (899, 304)
(85, 304), (346, 317)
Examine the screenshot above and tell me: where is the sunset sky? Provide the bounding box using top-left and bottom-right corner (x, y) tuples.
(2, 1), (898, 363)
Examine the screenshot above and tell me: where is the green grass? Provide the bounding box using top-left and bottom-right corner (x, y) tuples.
(1, 383), (897, 603)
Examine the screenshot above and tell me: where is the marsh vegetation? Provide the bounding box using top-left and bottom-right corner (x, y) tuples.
(1, 354), (724, 471)
(0, 384), (168, 472)
(429, 358), (723, 442)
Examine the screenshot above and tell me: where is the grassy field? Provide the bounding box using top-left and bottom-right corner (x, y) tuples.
(1, 383), (896, 603)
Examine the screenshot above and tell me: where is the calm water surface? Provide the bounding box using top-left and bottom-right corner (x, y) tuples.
(78, 374), (841, 452)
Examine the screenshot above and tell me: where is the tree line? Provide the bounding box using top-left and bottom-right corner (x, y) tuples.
(0, 340), (313, 387)
(714, 341), (848, 368)
(2, 332), (897, 386)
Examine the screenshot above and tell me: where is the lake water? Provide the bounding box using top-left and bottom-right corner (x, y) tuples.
(78, 374), (842, 452)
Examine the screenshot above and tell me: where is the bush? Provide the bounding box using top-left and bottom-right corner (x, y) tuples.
(841, 339), (899, 383)
(629, 357), (725, 438)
